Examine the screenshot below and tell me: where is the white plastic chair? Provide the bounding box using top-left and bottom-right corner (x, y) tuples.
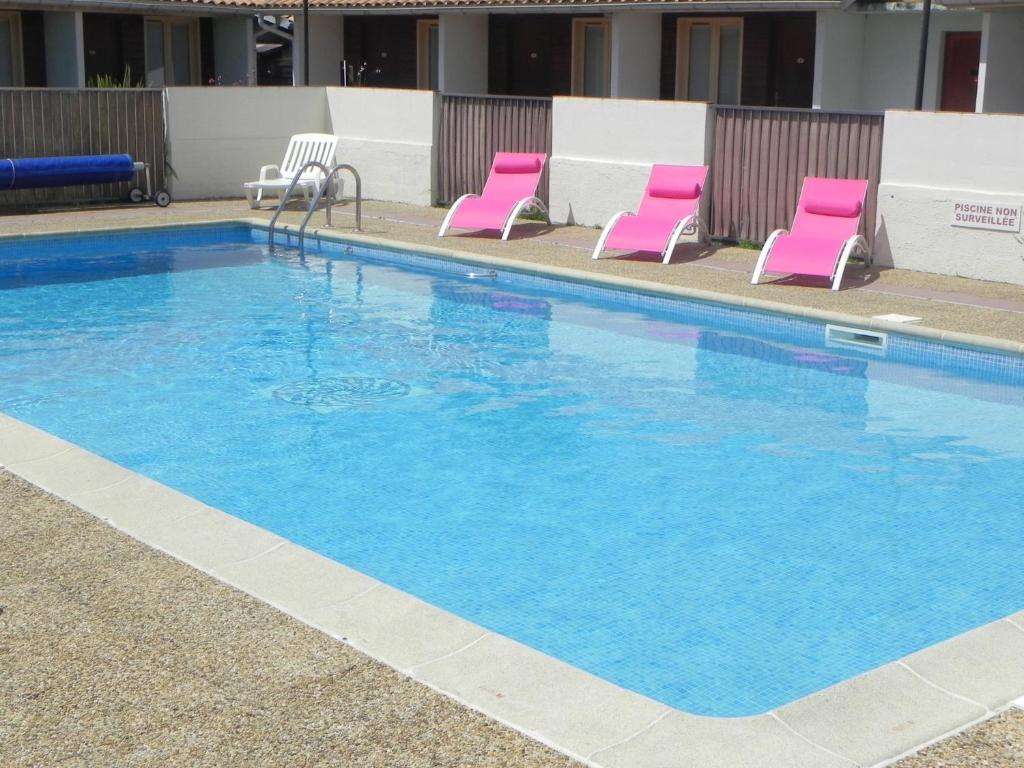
(243, 133), (339, 209)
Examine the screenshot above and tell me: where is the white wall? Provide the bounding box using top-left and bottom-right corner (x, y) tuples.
(977, 10), (1024, 114)
(164, 86), (435, 205)
(293, 15), (345, 86)
(326, 87), (436, 206)
(439, 14), (488, 94)
(812, 11), (864, 111)
(875, 110), (1024, 285)
(212, 16), (256, 86)
(549, 97), (712, 226)
(609, 12), (661, 100)
(43, 11), (84, 88)
(165, 87), (331, 199)
(859, 11), (982, 112)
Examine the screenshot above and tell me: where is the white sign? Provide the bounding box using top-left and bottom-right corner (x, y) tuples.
(951, 200), (1022, 233)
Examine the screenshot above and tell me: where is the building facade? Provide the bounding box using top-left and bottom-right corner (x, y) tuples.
(1, 0), (1022, 115)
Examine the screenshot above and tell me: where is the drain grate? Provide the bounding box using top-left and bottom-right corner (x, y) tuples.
(273, 376), (410, 409)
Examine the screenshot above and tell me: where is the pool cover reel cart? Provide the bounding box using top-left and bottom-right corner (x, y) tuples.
(0, 154), (171, 207)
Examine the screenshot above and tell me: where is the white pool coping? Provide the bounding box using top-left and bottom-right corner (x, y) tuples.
(3, 221), (1024, 767)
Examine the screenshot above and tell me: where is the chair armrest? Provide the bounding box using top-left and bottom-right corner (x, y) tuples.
(591, 211), (634, 260)
(259, 164), (281, 182)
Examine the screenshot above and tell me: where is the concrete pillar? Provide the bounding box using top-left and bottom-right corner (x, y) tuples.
(812, 10), (865, 111)
(439, 13), (488, 94)
(977, 10), (1024, 114)
(43, 11), (85, 88)
(609, 12), (661, 100)
(212, 16), (256, 86)
(293, 14), (344, 86)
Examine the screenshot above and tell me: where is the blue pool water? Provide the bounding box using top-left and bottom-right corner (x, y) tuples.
(2, 224), (1023, 716)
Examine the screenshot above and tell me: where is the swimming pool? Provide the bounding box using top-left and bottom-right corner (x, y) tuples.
(2, 223), (1023, 717)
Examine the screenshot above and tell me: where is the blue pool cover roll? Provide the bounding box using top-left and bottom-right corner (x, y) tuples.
(0, 154), (135, 191)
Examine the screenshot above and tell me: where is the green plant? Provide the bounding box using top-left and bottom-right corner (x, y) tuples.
(87, 65), (143, 89)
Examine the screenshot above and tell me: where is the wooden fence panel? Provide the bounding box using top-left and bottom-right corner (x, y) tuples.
(711, 106), (884, 244)
(0, 88), (165, 207)
(437, 94), (552, 206)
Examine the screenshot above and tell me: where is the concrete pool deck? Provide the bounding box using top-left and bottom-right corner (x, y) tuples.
(2, 200), (1024, 766)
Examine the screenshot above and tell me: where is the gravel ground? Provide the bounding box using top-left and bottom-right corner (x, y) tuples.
(2, 469), (1023, 767)
(893, 708), (1024, 768)
(0, 470), (579, 768)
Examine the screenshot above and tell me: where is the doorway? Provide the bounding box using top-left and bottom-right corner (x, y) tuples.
(940, 31), (981, 112)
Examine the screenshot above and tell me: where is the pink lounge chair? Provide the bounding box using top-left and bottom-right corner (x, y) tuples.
(751, 177), (871, 291)
(438, 152), (550, 240)
(591, 165), (709, 265)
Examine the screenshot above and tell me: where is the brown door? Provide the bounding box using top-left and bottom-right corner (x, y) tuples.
(940, 31), (981, 112)
(772, 16), (816, 108)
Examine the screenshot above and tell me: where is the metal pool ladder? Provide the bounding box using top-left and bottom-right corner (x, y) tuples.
(268, 160), (363, 245)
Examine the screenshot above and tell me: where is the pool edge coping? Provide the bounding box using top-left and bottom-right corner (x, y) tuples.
(1, 216), (1022, 358)
(274, 220), (1024, 359)
(2, 220), (1024, 766)
(2, 412), (1023, 768)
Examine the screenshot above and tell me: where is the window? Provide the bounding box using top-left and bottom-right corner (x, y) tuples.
(571, 18), (610, 98)
(675, 18), (742, 104)
(0, 11), (23, 87)
(416, 20), (439, 91)
(145, 18), (198, 86)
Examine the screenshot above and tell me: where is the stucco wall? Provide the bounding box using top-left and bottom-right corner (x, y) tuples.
(812, 11), (864, 111)
(978, 10), (1024, 114)
(439, 14), (488, 94)
(293, 15), (345, 86)
(812, 10), (983, 112)
(860, 12), (982, 112)
(165, 87), (435, 205)
(212, 16), (255, 86)
(165, 87), (331, 200)
(875, 110), (1024, 285)
(549, 97), (712, 227)
(609, 12), (661, 100)
(325, 87), (436, 206)
(43, 11), (84, 88)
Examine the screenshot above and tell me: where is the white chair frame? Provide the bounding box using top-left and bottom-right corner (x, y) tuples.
(751, 230), (871, 291)
(438, 194), (551, 240)
(591, 212), (706, 265)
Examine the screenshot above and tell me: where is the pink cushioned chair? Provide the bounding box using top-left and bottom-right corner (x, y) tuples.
(591, 165), (710, 265)
(751, 177), (871, 291)
(438, 152), (550, 241)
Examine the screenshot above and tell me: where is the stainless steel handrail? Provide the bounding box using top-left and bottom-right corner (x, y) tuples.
(267, 161), (363, 246)
(267, 160), (330, 245)
(299, 163), (362, 239)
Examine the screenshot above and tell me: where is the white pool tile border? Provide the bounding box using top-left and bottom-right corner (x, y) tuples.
(3, 221), (1024, 767)
(264, 220), (1024, 360)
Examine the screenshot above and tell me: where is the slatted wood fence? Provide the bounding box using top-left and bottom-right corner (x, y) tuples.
(711, 106), (884, 245)
(437, 94), (552, 206)
(0, 88), (166, 207)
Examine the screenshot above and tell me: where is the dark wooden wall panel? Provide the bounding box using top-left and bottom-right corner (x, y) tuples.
(0, 88), (166, 208)
(343, 15), (435, 89)
(83, 14), (145, 85)
(20, 11), (47, 87)
(710, 106), (884, 244)
(489, 15), (572, 97)
(437, 94), (552, 206)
